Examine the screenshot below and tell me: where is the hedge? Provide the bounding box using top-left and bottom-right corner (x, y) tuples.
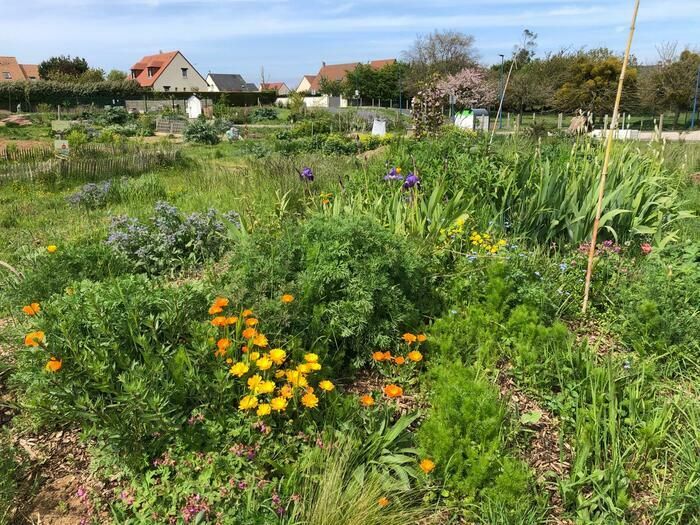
(0, 80), (143, 109)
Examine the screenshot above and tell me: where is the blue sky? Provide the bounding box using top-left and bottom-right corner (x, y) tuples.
(2, 0), (698, 88)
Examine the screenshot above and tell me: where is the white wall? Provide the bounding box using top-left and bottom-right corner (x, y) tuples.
(153, 53), (208, 92)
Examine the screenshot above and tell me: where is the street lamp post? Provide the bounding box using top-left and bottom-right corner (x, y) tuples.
(498, 54), (505, 129)
(691, 64), (700, 130)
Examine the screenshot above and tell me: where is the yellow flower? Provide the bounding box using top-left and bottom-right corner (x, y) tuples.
(280, 384), (293, 399)
(270, 396), (288, 412)
(419, 458), (436, 474)
(229, 362), (249, 377)
(22, 303), (41, 316)
(249, 351), (261, 361)
(319, 380), (334, 392)
(45, 357), (62, 372)
(247, 374), (263, 391)
(304, 353), (319, 363)
(308, 362), (322, 371)
(407, 350), (423, 362)
(402, 333), (417, 345)
(245, 318), (259, 327)
(301, 391), (319, 408)
(269, 348), (286, 365)
(275, 369), (286, 379)
(281, 294), (294, 304)
(242, 327), (257, 340)
(226, 358), (233, 364)
(24, 331), (45, 347)
(256, 356), (273, 371)
(286, 370), (308, 388)
(257, 403), (271, 416)
(239, 395), (258, 411)
(417, 334), (427, 343)
(297, 363), (311, 374)
(256, 380), (276, 395)
(252, 334), (268, 348)
(47, 245), (58, 254)
(383, 384), (403, 398)
(378, 497), (390, 507)
(360, 394), (375, 407)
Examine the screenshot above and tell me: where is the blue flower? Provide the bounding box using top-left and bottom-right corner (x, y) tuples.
(402, 173), (421, 190)
(384, 167), (404, 181)
(300, 167), (314, 182)
(559, 263), (568, 272)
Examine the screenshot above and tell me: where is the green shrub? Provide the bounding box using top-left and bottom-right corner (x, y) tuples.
(0, 432), (21, 525)
(184, 119), (221, 145)
(250, 107), (278, 122)
(224, 215), (436, 367)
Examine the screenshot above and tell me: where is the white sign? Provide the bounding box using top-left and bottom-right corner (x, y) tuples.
(54, 140), (69, 156)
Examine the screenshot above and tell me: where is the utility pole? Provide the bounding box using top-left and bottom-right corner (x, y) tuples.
(691, 64), (700, 130)
(498, 54), (504, 129)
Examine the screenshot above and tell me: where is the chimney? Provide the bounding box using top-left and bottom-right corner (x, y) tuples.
(322, 61), (326, 67)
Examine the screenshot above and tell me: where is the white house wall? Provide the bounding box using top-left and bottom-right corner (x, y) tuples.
(153, 53), (208, 92)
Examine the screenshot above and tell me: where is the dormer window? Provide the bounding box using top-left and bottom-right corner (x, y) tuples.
(2, 72), (12, 80)
(147, 67), (157, 78)
(181, 68), (188, 79)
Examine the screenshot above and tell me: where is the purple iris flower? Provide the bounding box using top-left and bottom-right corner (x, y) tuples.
(384, 167), (404, 181)
(402, 173), (421, 190)
(300, 167), (314, 182)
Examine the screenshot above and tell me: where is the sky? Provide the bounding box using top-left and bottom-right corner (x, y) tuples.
(2, 0), (699, 88)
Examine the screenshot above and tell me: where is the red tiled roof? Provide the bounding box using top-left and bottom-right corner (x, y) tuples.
(309, 59), (397, 91)
(260, 82), (285, 90)
(19, 64), (39, 79)
(0, 56), (26, 82)
(129, 51), (179, 88)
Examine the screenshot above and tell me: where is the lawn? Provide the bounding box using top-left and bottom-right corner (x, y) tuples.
(0, 113), (699, 525)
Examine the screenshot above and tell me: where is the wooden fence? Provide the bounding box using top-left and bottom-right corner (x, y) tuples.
(0, 149), (182, 184)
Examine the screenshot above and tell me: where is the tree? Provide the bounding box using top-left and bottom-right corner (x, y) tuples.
(107, 69), (127, 82)
(403, 30), (479, 93)
(342, 62), (410, 102)
(513, 29), (538, 66)
(38, 55), (89, 80)
(436, 68), (495, 108)
(318, 77), (344, 96)
(646, 45), (700, 127)
(553, 49), (638, 115)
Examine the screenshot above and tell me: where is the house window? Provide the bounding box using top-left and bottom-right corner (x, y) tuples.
(181, 68), (188, 79)
(2, 72), (11, 80)
(147, 67), (157, 78)
(163, 86), (170, 92)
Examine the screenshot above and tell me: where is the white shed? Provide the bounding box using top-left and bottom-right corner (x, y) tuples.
(454, 109), (489, 132)
(186, 95), (202, 119)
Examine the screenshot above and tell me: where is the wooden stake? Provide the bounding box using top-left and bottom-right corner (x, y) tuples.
(490, 59), (516, 144)
(582, 0), (640, 313)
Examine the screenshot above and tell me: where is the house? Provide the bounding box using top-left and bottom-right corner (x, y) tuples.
(206, 73), (257, 92)
(129, 51), (207, 92)
(295, 75), (316, 93)
(0, 56), (40, 82)
(308, 58), (396, 94)
(260, 82), (291, 95)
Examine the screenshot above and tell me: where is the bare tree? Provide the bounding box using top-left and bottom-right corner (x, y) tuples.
(403, 30), (479, 92)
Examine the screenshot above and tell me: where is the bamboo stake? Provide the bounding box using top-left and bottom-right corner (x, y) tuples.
(490, 59), (516, 145)
(582, 0), (640, 313)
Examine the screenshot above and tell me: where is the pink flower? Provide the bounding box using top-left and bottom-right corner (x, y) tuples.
(640, 243), (652, 255)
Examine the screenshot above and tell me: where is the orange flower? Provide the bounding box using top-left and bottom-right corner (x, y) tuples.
(245, 318), (259, 327)
(372, 351), (385, 362)
(360, 394), (375, 407)
(394, 356), (406, 365)
(242, 309), (253, 318)
(281, 294), (295, 303)
(45, 356), (62, 372)
(383, 384), (403, 398)
(22, 303), (41, 316)
(242, 327), (258, 340)
(301, 391), (319, 408)
(24, 331), (45, 347)
(208, 305), (223, 315)
(280, 384), (294, 399)
(382, 351), (392, 361)
(252, 334), (268, 348)
(213, 297), (229, 308)
(378, 497), (390, 507)
(215, 338), (231, 357)
(417, 334), (427, 342)
(419, 458), (435, 474)
(402, 333), (417, 345)
(407, 350), (423, 362)
(226, 316), (239, 326)
(211, 316), (228, 327)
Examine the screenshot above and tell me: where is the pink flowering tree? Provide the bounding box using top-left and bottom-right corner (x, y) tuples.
(412, 68), (495, 138)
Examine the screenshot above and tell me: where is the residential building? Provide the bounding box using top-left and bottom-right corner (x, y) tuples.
(0, 56), (40, 82)
(260, 82), (291, 95)
(295, 75), (316, 93)
(206, 73), (257, 92)
(308, 58), (396, 94)
(129, 51), (207, 92)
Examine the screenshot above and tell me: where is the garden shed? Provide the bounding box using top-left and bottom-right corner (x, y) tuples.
(454, 108), (489, 132)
